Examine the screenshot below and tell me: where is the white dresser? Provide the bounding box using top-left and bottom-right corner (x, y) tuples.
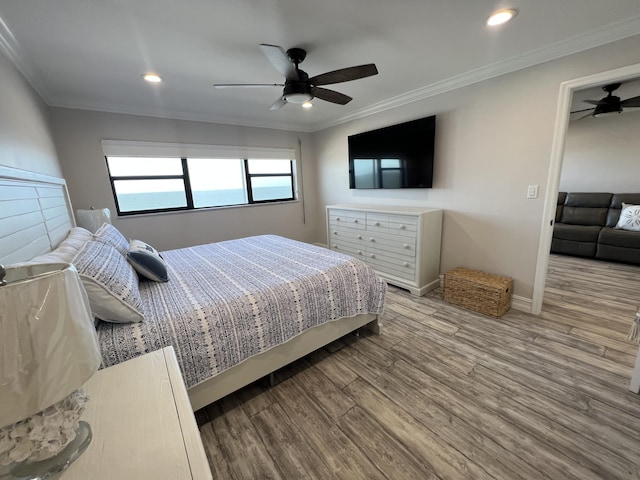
(327, 204), (442, 296)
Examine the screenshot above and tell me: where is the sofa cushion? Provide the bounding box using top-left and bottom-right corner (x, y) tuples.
(564, 192), (612, 208)
(552, 223), (602, 242)
(561, 207), (609, 226)
(598, 226), (640, 249)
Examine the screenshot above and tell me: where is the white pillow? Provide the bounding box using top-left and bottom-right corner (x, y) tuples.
(127, 239), (169, 282)
(73, 240), (144, 323)
(93, 223), (130, 257)
(615, 203), (640, 232)
(27, 227), (93, 264)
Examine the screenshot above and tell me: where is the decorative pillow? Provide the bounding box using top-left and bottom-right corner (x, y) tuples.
(93, 223), (130, 257)
(27, 227), (93, 264)
(615, 203), (640, 232)
(73, 240), (144, 323)
(127, 240), (169, 282)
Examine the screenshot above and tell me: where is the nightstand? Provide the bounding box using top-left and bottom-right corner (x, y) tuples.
(62, 347), (212, 479)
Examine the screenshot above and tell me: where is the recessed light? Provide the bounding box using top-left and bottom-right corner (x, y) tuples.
(301, 101), (313, 109)
(486, 8), (518, 27)
(142, 73), (163, 83)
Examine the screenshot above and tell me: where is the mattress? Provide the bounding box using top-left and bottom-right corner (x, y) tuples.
(97, 235), (386, 388)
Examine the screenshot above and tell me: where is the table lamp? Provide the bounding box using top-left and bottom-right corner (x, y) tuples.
(76, 207), (112, 234)
(0, 263), (101, 479)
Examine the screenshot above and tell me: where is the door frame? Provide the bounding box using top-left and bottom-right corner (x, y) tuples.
(531, 62), (640, 314)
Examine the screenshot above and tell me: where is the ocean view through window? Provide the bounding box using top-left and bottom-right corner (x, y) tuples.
(106, 153), (296, 215)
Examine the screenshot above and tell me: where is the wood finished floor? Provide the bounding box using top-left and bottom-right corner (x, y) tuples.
(196, 254), (640, 479)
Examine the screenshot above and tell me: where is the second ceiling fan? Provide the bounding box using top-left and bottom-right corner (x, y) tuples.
(214, 44), (378, 110)
(571, 82), (640, 120)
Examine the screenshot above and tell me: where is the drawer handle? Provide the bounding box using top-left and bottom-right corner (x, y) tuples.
(369, 253), (375, 258)
(400, 225), (406, 230)
(354, 219), (359, 223)
(358, 250), (363, 255)
(333, 231), (338, 235)
(404, 244), (410, 249)
(375, 222), (380, 226)
(403, 262), (409, 267)
(333, 244), (338, 249)
(369, 238), (375, 242)
(357, 235), (363, 240)
(336, 217), (341, 221)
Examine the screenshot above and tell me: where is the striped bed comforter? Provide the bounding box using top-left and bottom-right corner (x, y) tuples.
(97, 235), (387, 388)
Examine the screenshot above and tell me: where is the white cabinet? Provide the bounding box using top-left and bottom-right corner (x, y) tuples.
(327, 204), (442, 296)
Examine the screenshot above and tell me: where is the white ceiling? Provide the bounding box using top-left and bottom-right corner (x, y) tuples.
(1, 0), (640, 132)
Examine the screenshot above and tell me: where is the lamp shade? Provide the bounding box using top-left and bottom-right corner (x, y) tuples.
(76, 208), (112, 233)
(0, 263), (101, 428)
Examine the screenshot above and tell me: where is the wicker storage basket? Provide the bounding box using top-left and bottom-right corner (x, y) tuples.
(444, 267), (512, 317)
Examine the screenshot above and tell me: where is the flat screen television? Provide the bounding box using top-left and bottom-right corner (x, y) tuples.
(348, 115), (436, 189)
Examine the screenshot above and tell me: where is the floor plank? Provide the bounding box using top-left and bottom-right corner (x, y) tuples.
(198, 253), (640, 479)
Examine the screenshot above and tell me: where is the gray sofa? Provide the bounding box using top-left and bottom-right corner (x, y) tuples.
(552, 192), (640, 265)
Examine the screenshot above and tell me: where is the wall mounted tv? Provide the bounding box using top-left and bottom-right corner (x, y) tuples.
(348, 115), (436, 189)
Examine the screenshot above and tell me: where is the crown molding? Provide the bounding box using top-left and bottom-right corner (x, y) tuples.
(0, 15), (50, 101)
(313, 15), (640, 131)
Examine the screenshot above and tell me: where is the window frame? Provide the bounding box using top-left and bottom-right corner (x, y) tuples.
(105, 155), (296, 216)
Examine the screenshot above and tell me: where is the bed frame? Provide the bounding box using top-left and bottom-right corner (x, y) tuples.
(0, 167), (381, 411)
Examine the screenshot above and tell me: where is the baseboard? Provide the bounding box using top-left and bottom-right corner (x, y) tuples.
(510, 295), (532, 314)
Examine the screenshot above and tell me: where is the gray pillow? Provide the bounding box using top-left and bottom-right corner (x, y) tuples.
(127, 239), (169, 282)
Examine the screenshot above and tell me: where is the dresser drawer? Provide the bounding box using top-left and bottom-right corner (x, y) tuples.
(366, 253), (415, 281)
(329, 239), (365, 258)
(365, 231), (416, 254)
(329, 209), (366, 230)
(329, 226), (366, 244)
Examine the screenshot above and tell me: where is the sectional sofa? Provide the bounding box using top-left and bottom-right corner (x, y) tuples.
(552, 192), (640, 265)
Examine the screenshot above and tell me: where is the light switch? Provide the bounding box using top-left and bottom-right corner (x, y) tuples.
(527, 185), (538, 199)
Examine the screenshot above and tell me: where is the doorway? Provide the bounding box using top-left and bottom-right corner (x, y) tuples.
(531, 62), (640, 314)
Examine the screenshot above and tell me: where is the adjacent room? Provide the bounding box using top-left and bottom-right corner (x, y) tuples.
(1, 1), (640, 479)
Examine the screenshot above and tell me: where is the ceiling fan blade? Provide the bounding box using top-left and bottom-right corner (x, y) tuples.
(569, 108), (594, 121)
(260, 44), (299, 80)
(584, 99), (605, 106)
(621, 95), (640, 108)
(309, 64), (378, 86)
(270, 97), (287, 110)
(213, 83), (283, 88)
(313, 87), (352, 105)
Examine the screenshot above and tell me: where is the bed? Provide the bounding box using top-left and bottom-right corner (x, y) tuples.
(0, 168), (386, 410)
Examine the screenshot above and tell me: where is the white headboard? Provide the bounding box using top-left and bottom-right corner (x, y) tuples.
(0, 166), (75, 265)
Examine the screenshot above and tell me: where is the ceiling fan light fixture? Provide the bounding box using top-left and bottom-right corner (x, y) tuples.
(142, 73), (163, 83)
(301, 101), (313, 109)
(283, 83), (313, 104)
(486, 8), (518, 27)
(593, 103), (622, 118)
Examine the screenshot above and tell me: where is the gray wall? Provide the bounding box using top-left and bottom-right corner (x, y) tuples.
(50, 108), (316, 251)
(312, 34), (640, 301)
(0, 51), (61, 177)
(560, 112), (640, 192)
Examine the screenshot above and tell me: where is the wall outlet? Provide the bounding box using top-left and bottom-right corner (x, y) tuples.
(527, 185), (539, 199)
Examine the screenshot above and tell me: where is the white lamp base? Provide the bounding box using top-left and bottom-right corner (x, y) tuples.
(5, 421), (92, 480)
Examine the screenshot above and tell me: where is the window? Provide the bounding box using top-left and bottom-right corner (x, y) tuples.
(103, 142), (297, 216)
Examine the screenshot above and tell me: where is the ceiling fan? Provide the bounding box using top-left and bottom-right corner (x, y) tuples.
(571, 82), (640, 120)
(213, 44), (378, 110)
